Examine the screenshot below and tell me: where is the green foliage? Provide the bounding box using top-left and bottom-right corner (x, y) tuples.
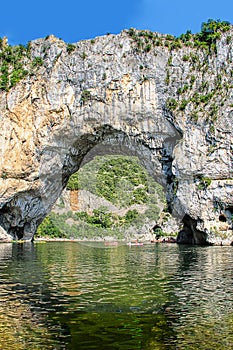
(199, 92), (214, 104)
(179, 30), (192, 43)
(36, 214), (66, 238)
(166, 34), (175, 41)
(85, 208), (114, 228)
(190, 53), (199, 63)
(74, 207), (140, 229)
(68, 155), (165, 208)
(128, 28), (136, 38)
(155, 39), (162, 46)
(182, 55), (189, 62)
(166, 98), (178, 111)
(52, 207), (140, 231)
(165, 69), (170, 85)
(172, 177), (179, 196)
(170, 38), (182, 49)
(226, 35), (232, 44)
(0, 41), (30, 91)
(0, 64), (9, 90)
(144, 43), (151, 52)
(124, 209), (139, 223)
(1, 170), (7, 179)
(96, 157), (149, 206)
(67, 171), (79, 190)
(31, 56), (43, 68)
(194, 19), (230, 52)
(153, 227), (166, 238)
(66, 43), (76, 54)
(177, 84), (189, 94)
(61, 155), (166, 238)
(128, 20), (231, 55)
(80, 90), (91, 103)
(167, 55), (172, 66)
(10, 68), (28, 87)
(179, 99), (189, 110)
(197, 176), (212, 190)
(210, 104), (218, 120)
(191, 111), (199, 122)
(127, 28), (163, 52)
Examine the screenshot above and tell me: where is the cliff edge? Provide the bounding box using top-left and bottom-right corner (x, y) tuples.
(0, 21), (232, 244)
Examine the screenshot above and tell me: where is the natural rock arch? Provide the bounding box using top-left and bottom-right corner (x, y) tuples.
(0, 116), (180, 240)
(0, 30), (232, 244)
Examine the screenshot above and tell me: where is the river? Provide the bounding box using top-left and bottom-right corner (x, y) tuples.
(0, 242), (232, 349)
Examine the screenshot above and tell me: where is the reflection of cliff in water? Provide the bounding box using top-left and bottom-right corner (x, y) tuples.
(0, 243), (12, 260)
(0, 244), (51, 349)
(0, 242), (232, 349)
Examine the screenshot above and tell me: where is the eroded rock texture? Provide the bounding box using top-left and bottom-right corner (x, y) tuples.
(0, 29), (232, 243)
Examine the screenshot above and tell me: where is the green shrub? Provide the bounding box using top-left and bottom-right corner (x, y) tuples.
(0, 42), (30, 90)
(194, 19), (230, 52)
(179, 30), (192, 43)
(166, 98), (178, 111)
(197, 176), (212, 190)
(177, 85), (189, 94)
(0, 65), (9, 90)
(182, 55), (189, 62)
(165, 69), (170, 85)
(191, 111), (199, 122)
(66, 43), (76, 54)
(199, 93), (214, 104)
(124, 209), (138, 223)
(80, 90), (91, 103)
(167, 55), (172, 66)
(144, 44), (151, 52)
(31, 57), (43, 68)
(36, 215), (65, 238)
(74, 207), (140, 229)
(10, 68), (28, 87)
(96, 157), (148, 206)
(179, 99), (189, 110)
(128, 28), (136, 38)
(67, 171), (79, 190)
(1, 171), (7, 179)
(154, 227), (163, 237)
(190, 75), (196, 85)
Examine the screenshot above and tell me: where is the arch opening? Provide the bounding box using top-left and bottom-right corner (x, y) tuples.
(0, 123), (182, 241)
(35, 126), (181, 242)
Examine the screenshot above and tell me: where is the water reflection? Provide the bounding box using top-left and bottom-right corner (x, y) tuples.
(0, 242), (232, 349)
(0, 243), (12, 260)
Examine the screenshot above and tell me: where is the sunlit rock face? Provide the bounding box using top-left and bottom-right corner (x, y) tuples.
(0, 30), (232, 244)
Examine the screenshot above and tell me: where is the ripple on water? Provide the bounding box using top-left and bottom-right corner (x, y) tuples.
(0, 242), (232, 349)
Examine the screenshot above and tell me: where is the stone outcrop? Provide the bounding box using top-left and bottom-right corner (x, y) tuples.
(0, 27), (232, 244)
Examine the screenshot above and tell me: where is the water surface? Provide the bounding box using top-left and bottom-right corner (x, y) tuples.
(0, 242), (232, 349)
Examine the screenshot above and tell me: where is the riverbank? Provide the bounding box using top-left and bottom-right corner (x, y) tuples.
(33, 236), (177, 245)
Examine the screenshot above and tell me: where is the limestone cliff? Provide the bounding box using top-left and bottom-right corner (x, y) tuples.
(0, 23), (232, 244)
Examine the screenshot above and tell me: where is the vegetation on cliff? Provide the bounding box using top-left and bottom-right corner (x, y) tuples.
(127, 19), (231, 53)
(0, 19), (231, 92)
(0, 19), (232, 244)
(36, 156), (166, 239)
(67, 156), (151, 207)
(0, 39), (44, 91)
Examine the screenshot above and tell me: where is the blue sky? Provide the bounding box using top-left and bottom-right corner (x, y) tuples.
(1, 0), (233, 45)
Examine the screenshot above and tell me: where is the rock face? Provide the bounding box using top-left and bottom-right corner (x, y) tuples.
(0, 28), (232, 244)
